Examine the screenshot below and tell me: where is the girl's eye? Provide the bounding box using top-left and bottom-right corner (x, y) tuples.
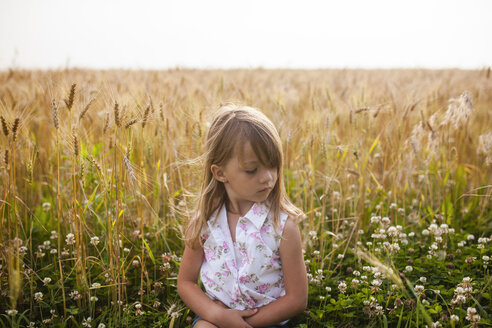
(245, 168), (257, 174)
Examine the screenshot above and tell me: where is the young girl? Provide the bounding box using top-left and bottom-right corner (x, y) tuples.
(177, 105), (308, 328)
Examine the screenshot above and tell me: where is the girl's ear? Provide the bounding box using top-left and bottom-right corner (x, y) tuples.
(211, 164), (228, 183)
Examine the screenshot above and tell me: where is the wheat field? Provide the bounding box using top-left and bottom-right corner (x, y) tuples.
(0, 68), (491, 327)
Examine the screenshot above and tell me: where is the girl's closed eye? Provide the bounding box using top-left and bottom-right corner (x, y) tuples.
(245, 168), (257, 174)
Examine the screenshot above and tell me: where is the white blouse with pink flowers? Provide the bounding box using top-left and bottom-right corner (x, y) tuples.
(200, 202), (288, 310)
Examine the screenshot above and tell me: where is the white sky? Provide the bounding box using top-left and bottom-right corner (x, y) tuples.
(1, 0), (491, 70)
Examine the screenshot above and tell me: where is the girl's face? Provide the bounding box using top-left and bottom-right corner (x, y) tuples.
(211, 141), (278, 213)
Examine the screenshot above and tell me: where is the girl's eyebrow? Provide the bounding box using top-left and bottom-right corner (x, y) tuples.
(242, 160), (259, 165)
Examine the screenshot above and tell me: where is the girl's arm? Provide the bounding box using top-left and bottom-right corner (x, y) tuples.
(177, 242), (257, 328)
(245, 218), (308, 327)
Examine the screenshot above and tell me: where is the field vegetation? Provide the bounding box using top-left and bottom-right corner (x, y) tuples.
(0, 68), (491, 327)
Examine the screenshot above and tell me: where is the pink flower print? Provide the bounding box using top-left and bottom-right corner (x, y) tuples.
(203, 273), (217, 287)
(239, 275), (252, 284)
(203, 233), (209, 240)
(260, 224), (271, 234)
(249, 231), (265, 245)
(204, 247), (217, 260)
(258, 283), (270, 293)
(222, 241), (230, 252)
(238, 246), (250, 266)
(247, 297), (256, 308)
(224, 261), (231, 273)
(252, 203), (266, 216)
(249, 231), (261, 241)
(239, 222), (248, 231)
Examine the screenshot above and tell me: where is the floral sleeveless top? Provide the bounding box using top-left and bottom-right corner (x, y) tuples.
(200, 202), (288, 310)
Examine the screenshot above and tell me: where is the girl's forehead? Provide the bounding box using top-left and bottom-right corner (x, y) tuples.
(235, 141), (258, 162)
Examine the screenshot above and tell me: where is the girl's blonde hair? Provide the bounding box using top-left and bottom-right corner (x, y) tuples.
(185, 104), (304, 248)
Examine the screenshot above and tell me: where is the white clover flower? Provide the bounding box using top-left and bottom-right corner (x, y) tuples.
(419, 277), (427, 283)
(90, 236), (100, 246)
(375, 305), (384, 315)
(90, 296), (98, 302)
(430, 320), (442, 327)
(422, 229), (430, 236)
(466, 307), (479, 322)
(467, 234), (475, 241)
(414, 285), (424, 293)
(371, 279), (382, 287)
(337, 254), (344, 260)
(381, 217), (390, 226)
(450, 314), (459, 322)
(408, 232), (415, 237)
(42, 202), (51, 211)
(97, 324), (106, 328)
(50, 248), (57, 254)
(456, 294), (466, 304)
(319, 295), (325, 300)
(353, 270), (360, 276)
(405, 265), (413, 272)
(325, 287), (332, 292)
(34, 292), (43, 302)
(463, 277), (472, 283)
(312, 250), (320, 256)
(82, 317), (92, 328)
(70, 290), (81, 300)
(338, 281), (347, 294)
(42, 277), (52, 285)
(458, 241), (466, 247)
(422, 299), (430, 306)
(483, 255), (490, 262)
(92, 282), (102, 288)
(370, 216), (381, 224)
(132, 259), (139, 267)
(65, 233), (75, 245)
(6, 309), (18, 316)
(308, 230), (318, 240)
(358, 229), (364, 234)
(50, 230), (58, 239)
(123, 247), (130, 253)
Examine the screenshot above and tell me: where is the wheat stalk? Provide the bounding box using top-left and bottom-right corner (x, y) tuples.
(1, 116), (9, 136)
(64, 83), (76, 111)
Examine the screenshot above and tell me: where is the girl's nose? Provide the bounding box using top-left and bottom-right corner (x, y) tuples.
(260, 168), (275, 184)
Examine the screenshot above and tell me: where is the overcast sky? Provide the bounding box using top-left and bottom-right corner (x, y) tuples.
(1, 0), (491, 70)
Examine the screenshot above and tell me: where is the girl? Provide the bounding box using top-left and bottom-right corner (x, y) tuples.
(177, 105), (308, 328)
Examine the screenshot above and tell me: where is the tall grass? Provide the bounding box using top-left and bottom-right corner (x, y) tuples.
(0, 68), (490, 327)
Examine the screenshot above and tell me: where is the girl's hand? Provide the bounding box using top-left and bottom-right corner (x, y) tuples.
(217, 308), (257, 328)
